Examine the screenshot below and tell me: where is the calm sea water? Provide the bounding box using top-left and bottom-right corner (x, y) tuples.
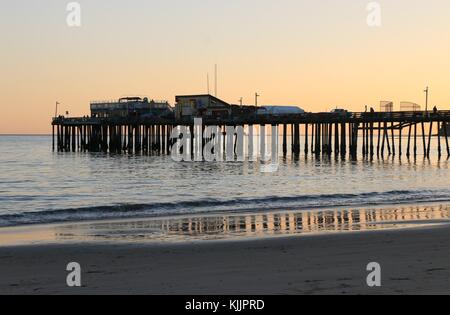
(0, 135), (449, 227)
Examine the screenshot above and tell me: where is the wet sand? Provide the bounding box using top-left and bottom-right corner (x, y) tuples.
(1, 203), (450, 246)
(1, 223), (450, 294)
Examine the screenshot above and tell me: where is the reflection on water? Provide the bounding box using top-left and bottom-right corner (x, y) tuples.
(1, 136), (450, 228)
(50, 204), (450, 243)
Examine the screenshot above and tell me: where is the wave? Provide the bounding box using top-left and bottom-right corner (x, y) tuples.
(1, 189), (450, 227)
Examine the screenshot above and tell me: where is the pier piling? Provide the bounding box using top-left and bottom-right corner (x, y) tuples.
(51, 110), (450, 160)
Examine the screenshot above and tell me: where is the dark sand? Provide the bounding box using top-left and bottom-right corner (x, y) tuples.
(1, 224), (450, 295)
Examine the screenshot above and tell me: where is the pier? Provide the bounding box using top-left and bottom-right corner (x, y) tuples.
(52, 110), (450, 160)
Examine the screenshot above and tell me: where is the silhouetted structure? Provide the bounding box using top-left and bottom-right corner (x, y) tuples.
(52, 108), (450, 159)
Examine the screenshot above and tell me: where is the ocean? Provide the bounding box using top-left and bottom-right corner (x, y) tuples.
(0, 135), (449, 228)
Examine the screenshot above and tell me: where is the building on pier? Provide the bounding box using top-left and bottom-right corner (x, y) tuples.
(90, 97), (173, 118)
(175, 94), (232, 120)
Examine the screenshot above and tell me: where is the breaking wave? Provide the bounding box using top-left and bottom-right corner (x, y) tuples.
(1, 189), (449, 227)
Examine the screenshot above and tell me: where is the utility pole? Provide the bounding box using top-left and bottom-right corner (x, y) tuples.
(239, 97), (243, 106)
(55, 102), (59, 118)
(424, 86), (429, 113)
(255, 93), (260, 107)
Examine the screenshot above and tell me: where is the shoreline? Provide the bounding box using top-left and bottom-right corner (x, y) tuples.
(1, 223), (450, 294)
(0, 202), (449, 247)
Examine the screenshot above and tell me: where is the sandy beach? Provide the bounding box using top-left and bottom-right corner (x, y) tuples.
(1, 221), (450, 295)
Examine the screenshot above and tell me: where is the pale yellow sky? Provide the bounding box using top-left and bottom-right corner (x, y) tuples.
(1, 0), (450, 134)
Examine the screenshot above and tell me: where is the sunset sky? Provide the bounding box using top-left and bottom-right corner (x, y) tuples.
(1, 0), (450, 134)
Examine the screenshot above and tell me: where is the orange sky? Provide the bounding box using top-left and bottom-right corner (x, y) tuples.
(1, 0), (450, 134)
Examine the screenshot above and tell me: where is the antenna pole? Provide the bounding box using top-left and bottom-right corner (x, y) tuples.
(214, 64), (217, 97)
(255, 93), (260, 107)
(207, 74), (210, 95)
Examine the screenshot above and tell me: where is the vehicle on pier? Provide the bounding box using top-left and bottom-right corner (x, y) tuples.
(331, 108), (348, 114)
(256, 106), (305, 117)
(331, 108), (351, 118)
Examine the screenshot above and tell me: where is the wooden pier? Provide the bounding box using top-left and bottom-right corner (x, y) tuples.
(52, 110), (450, 160)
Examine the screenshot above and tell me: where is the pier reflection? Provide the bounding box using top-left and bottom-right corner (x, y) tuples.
(55, 204), (450, 243)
